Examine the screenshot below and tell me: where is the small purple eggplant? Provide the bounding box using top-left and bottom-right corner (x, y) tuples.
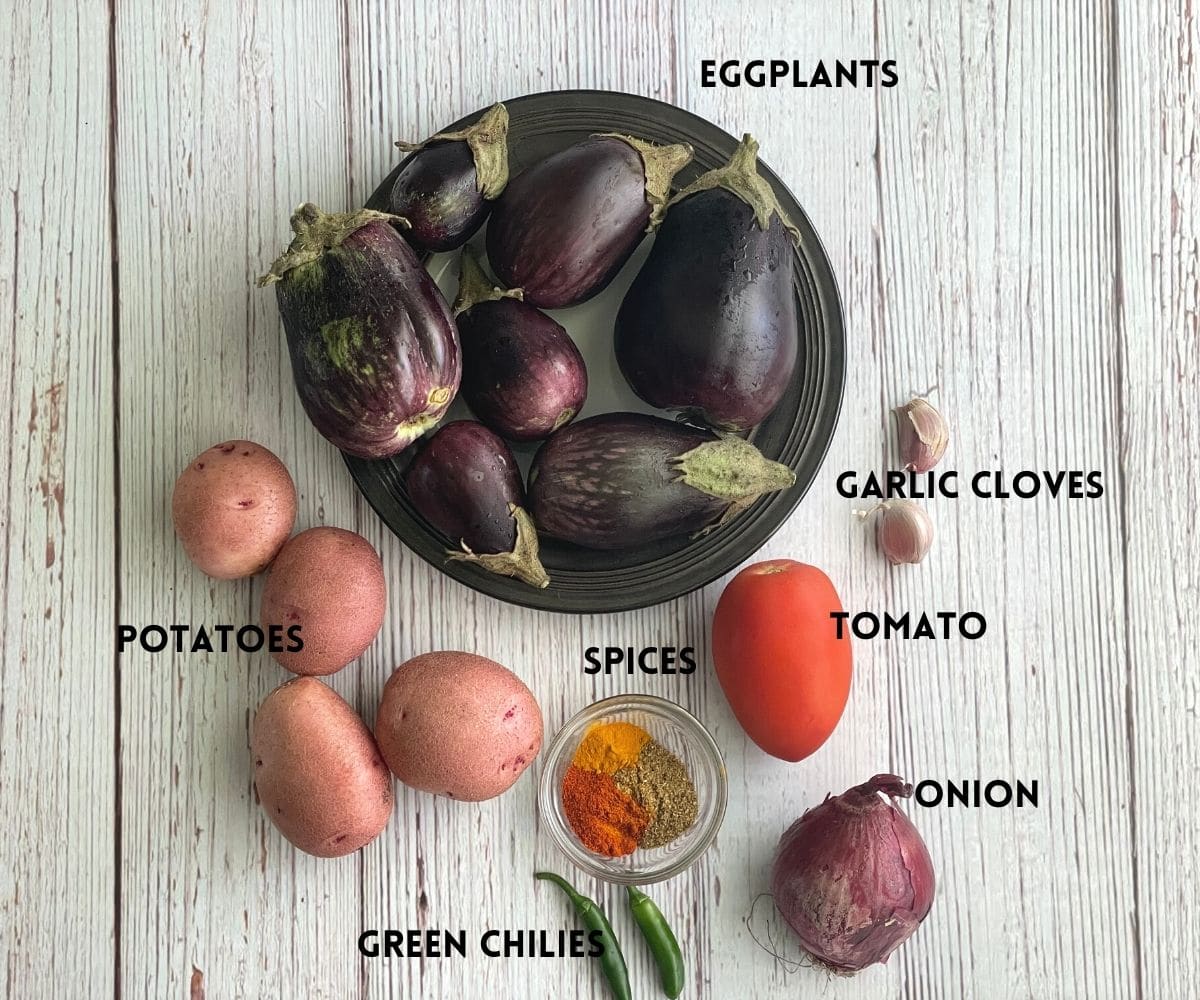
(528, 412), (795, 550)
(259, 204), (460, 459)
(390, 103), (509, 252)
(486, 134), (693, 308)
(405, 420), (549, 588)
(615, 135), (800, 431)
(453, 248), (587, 441)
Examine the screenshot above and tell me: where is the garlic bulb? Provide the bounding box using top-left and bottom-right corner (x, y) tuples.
(894, 398), (948, 472)
(876, 500), (933, 565)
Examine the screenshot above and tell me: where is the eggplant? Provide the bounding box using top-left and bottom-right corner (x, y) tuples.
(528, 412), (795, 550)
(405, 421), (549, 588)
(453, 248), (587, 441)
(614, 134), (800, 431)
(390, 103), (509, 252)
(486, 134), (693, 308)
(259, 204), (460, 459)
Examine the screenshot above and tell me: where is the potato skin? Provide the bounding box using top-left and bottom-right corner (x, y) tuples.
(375, 651), (543, 801)
(251, 677), (393, 857)
(260, 527), (386, 676)
(171, 440), (296, 579)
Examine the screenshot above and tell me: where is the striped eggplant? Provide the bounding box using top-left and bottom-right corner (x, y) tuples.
(527, 412), (795, 550)
(453, 248), (587, 441)
(615, 134), (800, 431)
(391, 103), (509, 252)
(405, 421), (549, 588)
(259, 204), (460, 459)
(486, 134), (693, 308)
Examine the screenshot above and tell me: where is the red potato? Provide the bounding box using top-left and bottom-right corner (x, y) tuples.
(260, 527), (386, 676)
(171, 439), (296, 579)
(251, 677), (393, 857)
(375, 651), (542, 801)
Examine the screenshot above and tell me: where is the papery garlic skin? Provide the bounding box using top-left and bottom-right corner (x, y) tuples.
(877, 499), (933, 564)
(894, 397), (948, 472)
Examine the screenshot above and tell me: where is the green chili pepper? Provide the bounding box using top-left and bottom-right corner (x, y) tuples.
(534, 871), (631, 1000)
(627, 885), (685, 998)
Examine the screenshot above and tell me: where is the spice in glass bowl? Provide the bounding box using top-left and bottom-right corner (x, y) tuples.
(614, 742), (698, 849)
(561, 721), (699, 858)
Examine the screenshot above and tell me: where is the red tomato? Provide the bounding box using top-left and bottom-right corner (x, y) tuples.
(712, 559), (852, 762)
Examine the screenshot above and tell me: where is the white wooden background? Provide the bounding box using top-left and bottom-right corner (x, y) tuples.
(1, 1), (1196, 997)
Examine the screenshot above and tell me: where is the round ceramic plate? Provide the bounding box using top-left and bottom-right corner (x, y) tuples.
(346, 89), (845, 613)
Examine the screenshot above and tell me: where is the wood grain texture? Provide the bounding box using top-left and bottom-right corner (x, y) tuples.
(1115, 0), (1199, 995)
(2, 0), (1197, 997)
(862, 5), (1136, 996)
(0, 0), (117, 995)
(113, 2), (364, 996)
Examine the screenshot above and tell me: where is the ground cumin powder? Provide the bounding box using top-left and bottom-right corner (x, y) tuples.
(613, 742), (698, 849)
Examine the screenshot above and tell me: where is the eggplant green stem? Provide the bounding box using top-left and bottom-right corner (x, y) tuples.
(396, 103), (510, 199)
(258, 203), (408, 286)
(668, 134), (801, 245)
(446, 504), (550, 589)
(595, 134), (694, 229)
(673, 434), (796, 508)
(452, 245), (523, 316)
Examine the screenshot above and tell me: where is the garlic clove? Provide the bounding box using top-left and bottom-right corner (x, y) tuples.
(876, 499), (934, 565)
(894, 397), (949, 473)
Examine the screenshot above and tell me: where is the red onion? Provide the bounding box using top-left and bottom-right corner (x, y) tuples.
(770, 774), (935, 973)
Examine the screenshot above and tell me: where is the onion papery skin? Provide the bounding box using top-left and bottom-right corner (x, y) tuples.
(770, 774), (935, 973)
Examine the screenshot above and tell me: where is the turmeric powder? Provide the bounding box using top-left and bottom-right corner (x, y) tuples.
(572, 721), (650, 773)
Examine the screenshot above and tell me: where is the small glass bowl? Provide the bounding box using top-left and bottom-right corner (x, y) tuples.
(537, 695), (728, 884)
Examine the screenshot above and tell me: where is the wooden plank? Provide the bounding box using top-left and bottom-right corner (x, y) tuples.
(113, 1), (367, 995)
(342, 3), (707, 998)
(676, 5), (899, 998)
(1114, 0), (1200, 994)
(0, 0), (116, 994)
(859, 3), (1138, 996)
(681, 1), (1138, 997)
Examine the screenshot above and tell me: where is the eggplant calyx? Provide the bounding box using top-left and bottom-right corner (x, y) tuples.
(453, 245), (524, 316)
(446, 504), (550, 589)
(395, 103), (510, 200)
(672, 435), (796, 506)
(595, 134), (694, 229)
(667, 133), (802, 246)
(258, 204), (409, 286)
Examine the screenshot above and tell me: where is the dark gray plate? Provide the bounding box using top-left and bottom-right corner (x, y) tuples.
(346, 89), (845, 613)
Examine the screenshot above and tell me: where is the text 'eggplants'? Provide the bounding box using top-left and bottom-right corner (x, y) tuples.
(615, 134), (801, 431)
(486, 134), (693, 308)
(405, 421), (549, 588)
(454, 248), (587, 441)
(260, 204), (460, 459)
(390, 103), (509, 252)
(527, 412), (795, 550)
